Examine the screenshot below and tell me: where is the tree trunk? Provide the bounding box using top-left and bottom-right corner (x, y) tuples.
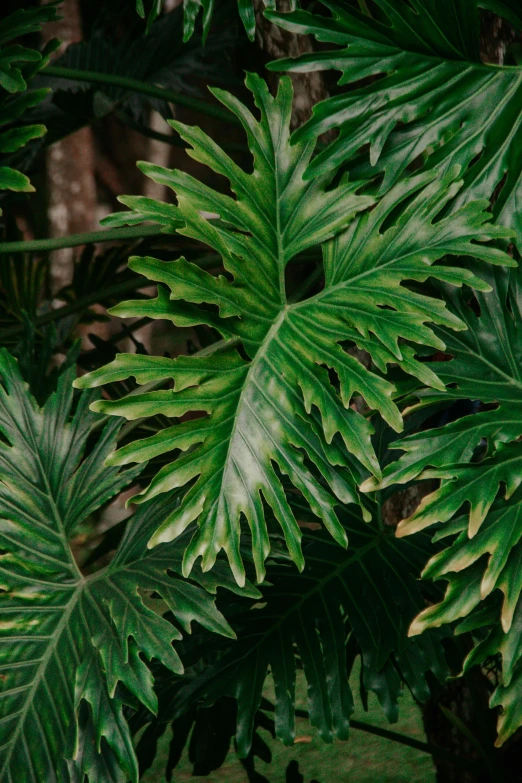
(421, 669), (504, 783)
(253, 0), (328, 127)
(41, 0), (98, 294)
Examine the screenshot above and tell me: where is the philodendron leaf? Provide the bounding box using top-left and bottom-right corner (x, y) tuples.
(0, 350), (244, 782)
(75, 73), (513, 585)
(363, 264), (522, 745)
(0, 4), (60, 210)
(268, 0), (522, 242)
(163, 501), (448, 756)
(135, 0), (261, 41)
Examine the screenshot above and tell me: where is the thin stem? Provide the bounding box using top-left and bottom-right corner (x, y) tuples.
(104, 317), (151, 346)
(357, 0), (371, 14)
(115, 110), (247, 154)
(0, 277), (145, 341)
(349, 719), (479, 771)
(291, 708), (480, 772)
(43, 65), (237, 126)
(376, 489), (384, 533)
(0, 225), (162, 255)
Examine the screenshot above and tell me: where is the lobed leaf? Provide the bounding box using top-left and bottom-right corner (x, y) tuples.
(0, 4), (60, 211)
(76, 73), (513, 585)
(366, 265), (522, 745)
(0, 351), (241, 782)
(162, 502), (448, 756)
(268, 0), (522, 243)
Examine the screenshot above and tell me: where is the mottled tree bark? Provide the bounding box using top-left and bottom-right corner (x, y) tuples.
(42, 0), (97, 294)
(254, 0), (327, 127)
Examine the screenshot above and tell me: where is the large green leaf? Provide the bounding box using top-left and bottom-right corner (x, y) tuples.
(135, 0), (261, 40)
(0, 350), (244, 782)
(34, 4), (237, 152)
(159, 500), (448, 756)
(0, 4), (59, 210)
(268, 0), (522, 242)
(363, 264), (522, 744)
(75, 73), (512, 585)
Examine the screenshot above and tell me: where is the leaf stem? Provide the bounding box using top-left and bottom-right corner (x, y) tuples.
(43, 65), (237, 126)
(349, 718), (479, 771)
(357, 0), (371, 14)
(291, 708), (480, 772)
(114, 110), (247, 153)
(0, 277), (146, 341)
(0, 225), (162, 255)
(376, 489), (384, 533)
(0, 254), (223, 342)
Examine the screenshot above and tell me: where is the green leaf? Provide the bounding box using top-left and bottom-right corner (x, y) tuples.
(0, 4), (59, 209)
(0, 166), (34, 192)
(135, 0), (260, 41)
(182, 0), (256, 41)
(366, 264), (522, 745)
(164, 502), (448, 756)
(368, 265), (522, 545)
(0, 123), (45, 153)
(0, 350), (241, 782)
(40, 4), (237, 147)
(268, 0), (522, 242)
(75, 73), (513, 585)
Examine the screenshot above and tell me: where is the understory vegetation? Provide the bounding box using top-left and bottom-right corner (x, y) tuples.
(1, 1), (522, 781)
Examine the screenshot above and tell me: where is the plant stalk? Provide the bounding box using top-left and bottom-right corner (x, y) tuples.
(43, 65), (237, 126)
(0, 225), (162, 254)
(290, 708), (480, 773)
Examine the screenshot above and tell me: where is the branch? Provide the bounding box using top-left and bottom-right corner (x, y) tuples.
(43, 65), (237, 126)
(0, 225), (163, 255)
(291, 708), (481, 773)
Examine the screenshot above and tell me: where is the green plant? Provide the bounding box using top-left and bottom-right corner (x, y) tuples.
(135, 0), (260, 40)
(268, 0), (522, 240)
(76, 74), (511, 586)
(159, 499), (448, 756)
(3, 1), (522, 780)
(362, 262), (522, 745)
(0, 351), (247, 780)
(0, 3), (59, 209)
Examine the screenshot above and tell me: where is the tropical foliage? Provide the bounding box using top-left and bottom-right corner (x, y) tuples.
(0, 351), (243, 782)
(363, 263), (522, 746)
(75, 74), (512, 585)
(269, 0), (522, 239)
(0, 3), (59, 208)
(2, 0), (522, 780)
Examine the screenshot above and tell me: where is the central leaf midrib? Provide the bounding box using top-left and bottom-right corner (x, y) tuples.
(12, 402), (82, 579)
(208, 308), (289, 515)
(0, 583), (84, 779)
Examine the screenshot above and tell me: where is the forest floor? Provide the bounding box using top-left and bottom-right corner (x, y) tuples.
(143, 666), (436, 783)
